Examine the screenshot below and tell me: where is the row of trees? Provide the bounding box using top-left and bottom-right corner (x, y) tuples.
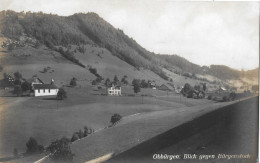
(181, 83), (206, 99)
(71, 126), (94, 142)
(104, 75), (128, 87)
(3, 72), (32, 96)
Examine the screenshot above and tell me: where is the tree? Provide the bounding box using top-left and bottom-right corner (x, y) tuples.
(113, 75), (119, 84)
(13, 79), (22, 86)
(132, 79), (140, 86)
(57, 88), (67, 100)
(14, 72), (22, 81)
(194, 85), (200, 91)
(133, 84), (141, 94)
(21, 81), (31, 92)
(110, 113), (122, 125)
(83, 126), (88, 137)
(140, 80), (148, 88)
(121, 75), (128, 85)
(202, 83), (207, 92)
(105, 78), (111, 87)
(70, 77), (77, 87)
(71, 133), (79, 142)
(47, 137), (74, 162)
(13, 85), (22, 96)
(8, 43), (15, 51)
(78, 130), (84, 139)
(229, 92), (236, 101)
(26, 137), (39, 154)
(182, 83), (192, 95)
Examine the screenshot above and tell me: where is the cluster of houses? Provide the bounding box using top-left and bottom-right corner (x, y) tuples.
(4, 74), (233, 98)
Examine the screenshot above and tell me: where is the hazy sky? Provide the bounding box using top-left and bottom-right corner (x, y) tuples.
(0, 0), (259, 70)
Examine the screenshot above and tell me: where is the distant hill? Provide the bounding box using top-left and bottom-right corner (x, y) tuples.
(0, 10), (258, 84)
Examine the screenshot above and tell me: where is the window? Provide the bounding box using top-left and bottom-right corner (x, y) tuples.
(38, 89), (40, 93)
(43, 89), (45, 93)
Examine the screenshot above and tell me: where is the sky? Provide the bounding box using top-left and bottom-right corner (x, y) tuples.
(0, 0), (259, 70)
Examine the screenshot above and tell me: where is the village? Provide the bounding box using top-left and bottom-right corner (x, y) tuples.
(0, 70), (253, 101)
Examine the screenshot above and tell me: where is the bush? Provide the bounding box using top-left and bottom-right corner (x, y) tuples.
(229, 92), (236, 101)
(70, 77), (77, 87)
(47, 137), (74, 162)
(89, 67), (97, 75)
(222, 96), (229, 102)
(57, 88), (67, 100)
(71, 133), (79, 142)
(110, 113), (122, 125)
(78, 130), (84, 139)
(21, 81), (32, 91)
(207, 95), (212, 100)
(26, 137), (43, 155)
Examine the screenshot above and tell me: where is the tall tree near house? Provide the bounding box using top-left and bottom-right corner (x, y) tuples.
(133, 84), (141, 94)
(105, 78), (111, 87)
(113, 75), (119, 84)
(121, 75), (128, 85)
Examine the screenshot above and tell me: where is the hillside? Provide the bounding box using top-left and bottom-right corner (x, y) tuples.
(0, 10), (258, 87)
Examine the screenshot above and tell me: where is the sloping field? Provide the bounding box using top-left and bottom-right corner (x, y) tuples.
(109, 97), (258, 163)
(74, 44), (169, 85)
(0, 47), (96, 87)
(66, 100), (239, 163)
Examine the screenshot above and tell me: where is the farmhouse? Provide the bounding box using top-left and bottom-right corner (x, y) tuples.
(107, 85), (121, 96)
(33, 84), (59, 97)
(158, 84), (171, 91)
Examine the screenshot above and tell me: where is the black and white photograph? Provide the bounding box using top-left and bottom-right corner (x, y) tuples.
(0, 0), (259, 163)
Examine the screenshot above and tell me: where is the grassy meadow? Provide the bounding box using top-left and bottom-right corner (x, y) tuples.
(0, 85), (213, 158)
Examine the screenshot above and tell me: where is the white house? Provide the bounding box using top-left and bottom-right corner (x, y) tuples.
(107, 85), (121, 96)
(33, 84), (59, 97)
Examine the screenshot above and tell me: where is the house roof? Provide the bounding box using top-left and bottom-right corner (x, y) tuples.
(27, 77), (44, 84)
(33, 84), (58, 89)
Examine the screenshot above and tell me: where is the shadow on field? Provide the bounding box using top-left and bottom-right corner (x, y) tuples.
(108, 97), (258, 163)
